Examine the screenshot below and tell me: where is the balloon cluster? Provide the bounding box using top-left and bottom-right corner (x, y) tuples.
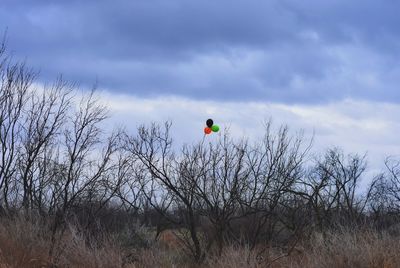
(204, 119), (220, 135)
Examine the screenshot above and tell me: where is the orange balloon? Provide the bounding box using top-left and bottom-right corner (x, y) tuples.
(204, 127), (212, 134)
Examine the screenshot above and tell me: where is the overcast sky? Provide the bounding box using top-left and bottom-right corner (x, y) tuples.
(1, 0), (400, 177)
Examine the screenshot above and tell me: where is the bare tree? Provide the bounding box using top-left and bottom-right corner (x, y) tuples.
(125, 122), (206, 261)
(19, 81), (72, 211)
(367, 157), (400, 226)
(236, 122), (310, 261)
(188, 134), (249, 256)
(305, 148), (370, 230)
(124, 121), (312, 262)
(0, 45), (34, 211)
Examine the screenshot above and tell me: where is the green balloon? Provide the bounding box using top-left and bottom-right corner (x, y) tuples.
(211, 125), (220, 132)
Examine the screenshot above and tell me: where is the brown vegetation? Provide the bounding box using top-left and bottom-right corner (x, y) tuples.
(0, 217), (400, 267)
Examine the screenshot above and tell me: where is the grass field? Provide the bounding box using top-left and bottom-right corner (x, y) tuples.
(0, 215), (398, 268)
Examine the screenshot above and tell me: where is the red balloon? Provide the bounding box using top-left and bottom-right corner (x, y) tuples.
(204, 127), (212, 134)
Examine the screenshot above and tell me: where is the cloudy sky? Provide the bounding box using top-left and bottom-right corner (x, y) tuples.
(1, 0), (400, 176)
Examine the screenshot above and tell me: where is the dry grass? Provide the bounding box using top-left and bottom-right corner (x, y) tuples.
(135, 228), (400, 268)
(291, 228), (400, 268)
(0, 217), (399, 268)
(0, 215), (52, 267)
(0, 215), (124, 268)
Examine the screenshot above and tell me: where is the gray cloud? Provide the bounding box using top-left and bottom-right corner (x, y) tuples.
(1, 0), (400, 103)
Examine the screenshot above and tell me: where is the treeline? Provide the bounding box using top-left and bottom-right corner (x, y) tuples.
(1, 41), (400, 264)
